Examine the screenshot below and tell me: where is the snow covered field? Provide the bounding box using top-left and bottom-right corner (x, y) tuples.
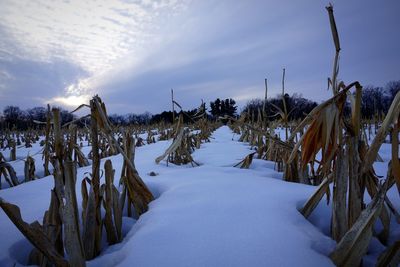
(0, 126), (398, 266)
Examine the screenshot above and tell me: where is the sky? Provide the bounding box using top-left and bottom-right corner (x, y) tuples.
(0, 0), (399, 114)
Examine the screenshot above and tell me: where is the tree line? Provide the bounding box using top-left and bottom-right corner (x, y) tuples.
(243, 81), (400, 122)
(243, 93), (318, 122)
(1, 81), (399, 130)
(0, 106), (74, 131)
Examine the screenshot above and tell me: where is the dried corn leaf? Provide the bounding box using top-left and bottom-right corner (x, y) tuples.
(288, 82), (359, 142)
(362, 91), (400, 173)
(293, 101), (341, 171)
(71, 104), (90, 114)
(0, 198), (69, 267)
(391, 123), (400, 195)
(330, 183), (387, 266)
(376, 240), (400, 267)
(0, 162), (19, 186)
(155, 127), (185, 164)
(326, 4), (340, 52)
(300, 174), (333, 218)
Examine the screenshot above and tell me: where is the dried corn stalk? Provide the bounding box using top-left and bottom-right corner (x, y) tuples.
(53, 108), (86, 266)
(330, 182), (387, 267)
(289, 5), (369, 244)
(331, 146), (348, 241)
(234, 152), (256, 169)
(90, 96), (154, 204)
(82, 100), (102, 260)
(101, 159), (122, 245)
(0, 161), (19, 188)
(42, 104), (52, 177)
(62, 161), (86, 267)
(68, 124), (89, 168)
(9, 140), (16, 161)
(146, 130), (156, 144)
(155, 115), (199, 166)
(24, 155), (36, 182)
(120, 134), (154, 217)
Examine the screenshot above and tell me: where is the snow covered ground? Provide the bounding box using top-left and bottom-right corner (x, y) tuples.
(0, 126), (398, 266)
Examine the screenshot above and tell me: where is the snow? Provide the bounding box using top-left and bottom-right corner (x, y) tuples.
(0, 126), (398, 266)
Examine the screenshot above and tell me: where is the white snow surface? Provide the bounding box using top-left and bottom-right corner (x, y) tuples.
(1, 126), (397, 266)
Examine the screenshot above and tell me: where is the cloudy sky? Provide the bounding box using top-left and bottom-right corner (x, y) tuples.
(0, 0), (399, 114)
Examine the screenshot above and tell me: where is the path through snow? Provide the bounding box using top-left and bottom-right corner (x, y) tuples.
(90, 126), (335, 267)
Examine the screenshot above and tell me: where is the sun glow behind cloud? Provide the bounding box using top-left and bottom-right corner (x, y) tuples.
(50, 94), (91, 107)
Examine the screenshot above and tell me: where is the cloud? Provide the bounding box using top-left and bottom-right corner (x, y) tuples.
(96, 0), (400, 113)
(89, 0), (327, 112)
(0, 0), (399, 114)
(0, 0), (160, 73)
(0, 55), (87, 108)
(0, 0), (189, 109)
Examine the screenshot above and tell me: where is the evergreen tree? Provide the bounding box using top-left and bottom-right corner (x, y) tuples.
(210, 98), (221, 117)
(209, 98), (237, 118)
